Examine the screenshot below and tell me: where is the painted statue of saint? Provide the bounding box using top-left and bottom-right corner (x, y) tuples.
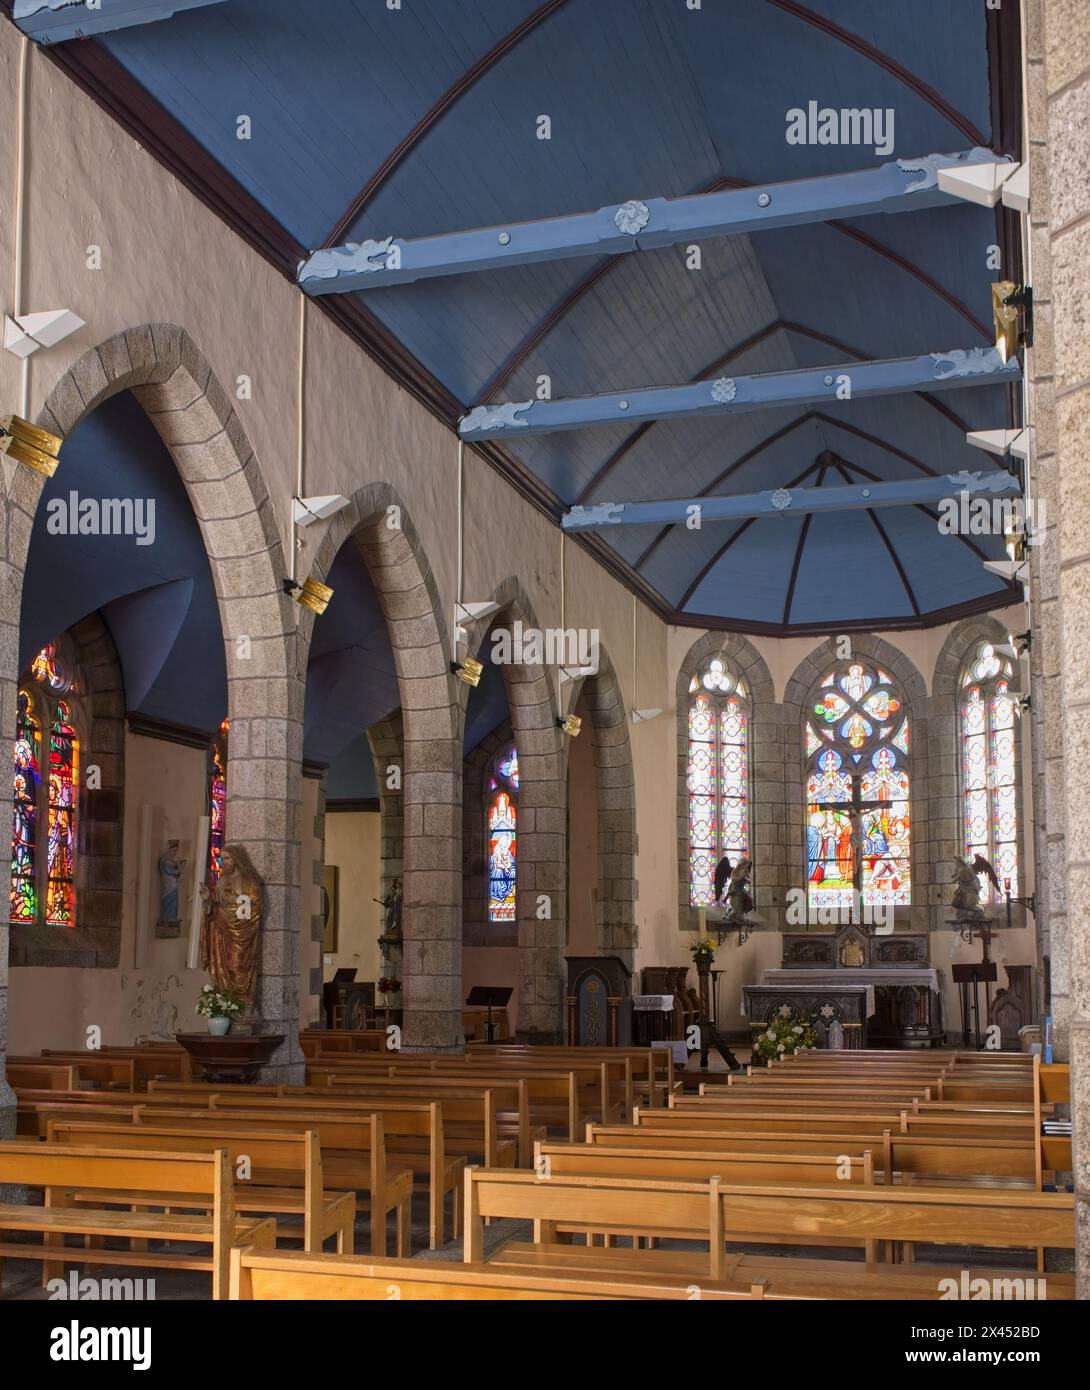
(157, 839), (185, 928)
(199, 844), (263, 1005)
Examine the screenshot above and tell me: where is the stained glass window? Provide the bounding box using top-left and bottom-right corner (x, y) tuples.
(805, 661), (911, 911)
(11, 689), (40, 923)
(487, 747), (519, 923)
(45, 700), (78, 926)
(12, 646), (82, 929)
(688, 658), (750, 907)
(960, 642), (1018, 902)
(209, 718), (229, 884)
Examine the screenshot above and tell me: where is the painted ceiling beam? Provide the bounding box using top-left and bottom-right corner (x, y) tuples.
(13, 0), (227, 43)
(562, 469), (1021, 532)
(459, 347), (1022, 440)
(298, 148), (1007, 295)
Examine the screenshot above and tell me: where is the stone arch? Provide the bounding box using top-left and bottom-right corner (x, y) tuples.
(310, 484), (460, 1050)
(0, 325), (303, 1084)
(675, 631), (776, 933)
(458, 577), (565, 1041)
(783, 635), (929, 930)
(564, 645), (638, 967)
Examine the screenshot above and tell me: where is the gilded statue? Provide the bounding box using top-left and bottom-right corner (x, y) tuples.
(199, 844), (263, 1006)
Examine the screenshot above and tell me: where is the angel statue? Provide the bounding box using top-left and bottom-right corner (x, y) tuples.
(712, 855), (756, 930)
(951, 853), (1000, 917)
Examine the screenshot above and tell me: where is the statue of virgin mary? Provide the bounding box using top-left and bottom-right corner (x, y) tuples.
(199, 843), (263, 1006)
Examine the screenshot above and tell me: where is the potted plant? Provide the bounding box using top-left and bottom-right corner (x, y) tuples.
(754, 1008), (816, 1064)
(195, 984), (245, 1036)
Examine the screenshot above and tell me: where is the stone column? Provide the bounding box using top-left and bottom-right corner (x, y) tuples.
(1038, 0), (1090, 1294)
(222, 624), (307, 1083)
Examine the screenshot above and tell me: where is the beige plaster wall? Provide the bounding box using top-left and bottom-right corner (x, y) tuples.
(322, 809), (382, 993)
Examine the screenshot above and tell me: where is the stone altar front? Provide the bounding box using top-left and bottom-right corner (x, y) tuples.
(741, 925), (944, 1048)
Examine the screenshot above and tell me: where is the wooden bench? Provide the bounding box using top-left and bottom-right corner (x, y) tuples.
(464, 1168), (1075, 1276)
(144, 1096), (458, 1250)
(0, 1140), (274, 1298)
(227, 1244), (777, 1301)
(46, 1120), (356, 1257)
(7, 1063), (78, 1091)
(127, 1108), (413, 1255)
(485, 1242), (1076, 1299)
(589, 1122), (1037, 1182)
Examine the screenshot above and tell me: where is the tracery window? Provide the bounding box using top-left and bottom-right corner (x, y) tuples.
(960, 642), (1018, 902)
(487, 746), (518, 923)
(804, 661), (911, 912)
(10, 644), (81, 927)
(687, 657), (750, 908)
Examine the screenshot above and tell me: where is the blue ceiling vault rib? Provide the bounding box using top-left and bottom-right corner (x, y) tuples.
(831, 457), (921, 618)
(782, 462), (829, 625)
(321, 0), (573, 248)
(762, 0), (989, 147)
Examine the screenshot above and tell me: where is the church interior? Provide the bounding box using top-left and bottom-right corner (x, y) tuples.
(0, 0), (1086, 1324)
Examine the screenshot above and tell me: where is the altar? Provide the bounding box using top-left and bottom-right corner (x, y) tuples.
(742, 925), (944, 1049)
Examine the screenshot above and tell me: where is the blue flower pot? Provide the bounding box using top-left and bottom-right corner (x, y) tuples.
(208, 1016), (231, 1037)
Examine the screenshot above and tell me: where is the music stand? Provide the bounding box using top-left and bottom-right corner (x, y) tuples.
(466, 986), (512, 1044)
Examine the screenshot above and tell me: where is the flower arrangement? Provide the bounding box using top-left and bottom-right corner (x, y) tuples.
(754, 1010), (816, 1062)
(195, 984), (245, 1019)
(378, 977), (402, 994)
(690, 938), (717, 968)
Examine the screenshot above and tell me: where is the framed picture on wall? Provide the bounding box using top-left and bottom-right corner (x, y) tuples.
(322, 864), (339, 953)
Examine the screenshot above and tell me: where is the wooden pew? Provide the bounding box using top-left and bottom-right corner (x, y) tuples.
(7, 1062), (78, 1091)
(0, 1140), (274, 1299)
(11, 1053), (136, 1090)
(486, 1243), (1076, 1299)
(127, 1107), (413, 1254)
(228, 1245), (778, 1301)
(463, 1168), (1075, 1276)
(589, 1122), (1037, 1182)
(46, 1120), (356, 1257)
(144, 1095), (458, 1250)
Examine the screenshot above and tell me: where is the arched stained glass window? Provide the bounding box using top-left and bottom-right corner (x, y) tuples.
(960, 642), (1018, 902)
(209, 718), (229, 884)
(45, 700), (78, 926)
(805, 662), (911, 912)
(487, 747), (519, 923)
(11, 647), (82, 929)
(688, 658), (750, 907)
(11, 689), (40, 923)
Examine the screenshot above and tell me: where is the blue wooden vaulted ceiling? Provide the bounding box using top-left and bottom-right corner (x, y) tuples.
(23, 0), (1023, 630)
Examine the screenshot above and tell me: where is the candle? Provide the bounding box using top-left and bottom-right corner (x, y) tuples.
(698, 907), (707, 939)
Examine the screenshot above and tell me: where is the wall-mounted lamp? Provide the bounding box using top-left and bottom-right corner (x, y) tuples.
(992, 281), (1033, 363)
(0, 413), (62, 476)
(557, 713), (582, 738)
(282, 576), (333, 615)
(451, 657), (483, 688)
